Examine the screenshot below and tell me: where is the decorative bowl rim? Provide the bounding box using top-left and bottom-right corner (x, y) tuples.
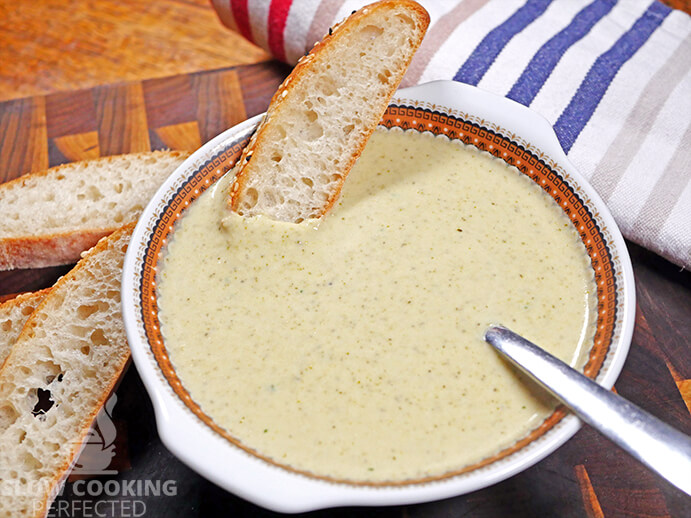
(121, 80), (636, 513)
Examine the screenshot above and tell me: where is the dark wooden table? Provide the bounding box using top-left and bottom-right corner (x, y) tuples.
(1, 62), (689, 517)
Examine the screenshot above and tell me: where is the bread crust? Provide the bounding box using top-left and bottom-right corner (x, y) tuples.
(228, 0), (429, 220)
(0, 230), (114, 270)
(0, 224), (134, 518)
(0, 288), (50, 305)
(0, 288), (51, 370)
(0, 150), (189, 191)
(0, 150), (190, 271)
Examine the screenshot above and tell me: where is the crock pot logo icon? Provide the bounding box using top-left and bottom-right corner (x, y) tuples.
(71, 395), (118, 475)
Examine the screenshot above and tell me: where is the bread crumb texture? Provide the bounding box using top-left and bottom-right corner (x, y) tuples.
(0, 291), (50, 368)
(0, 151), (188, 236)
(0, 226), (132, 517)
(232, 1), (428, 222)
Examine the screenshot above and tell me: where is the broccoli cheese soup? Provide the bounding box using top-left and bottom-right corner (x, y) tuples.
(156, 128), (596, 482)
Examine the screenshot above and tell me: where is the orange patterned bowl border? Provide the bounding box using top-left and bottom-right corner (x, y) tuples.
(137, 104), (617, 486)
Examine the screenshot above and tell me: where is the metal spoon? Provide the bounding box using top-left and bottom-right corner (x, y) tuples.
(484, 325), (691, 495)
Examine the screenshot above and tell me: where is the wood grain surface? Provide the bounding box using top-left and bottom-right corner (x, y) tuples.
(0, 60), (689, 517)
(2, 0), (688, 104)
(0, 0), (270, 102)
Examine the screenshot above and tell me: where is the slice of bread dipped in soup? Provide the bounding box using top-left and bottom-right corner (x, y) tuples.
(228, 0), (430, 222)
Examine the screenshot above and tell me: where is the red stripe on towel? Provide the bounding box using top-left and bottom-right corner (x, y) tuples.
(268, 0), (293, 62)
(230, 0), (254, 44)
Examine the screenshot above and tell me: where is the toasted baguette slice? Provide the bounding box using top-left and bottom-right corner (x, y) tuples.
(0, 225), (133, 518)
(0, 151), (189, 271)
(228, 0), (429, 222)
(0, 290), (50, 369)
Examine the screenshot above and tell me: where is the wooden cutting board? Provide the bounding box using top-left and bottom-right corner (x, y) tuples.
(0, 62), (287, 181)
(0, 61), (288, 295)
(0, 62), (689, 517)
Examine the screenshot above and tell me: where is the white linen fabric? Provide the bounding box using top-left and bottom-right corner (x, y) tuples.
(212, 0), (691, 268)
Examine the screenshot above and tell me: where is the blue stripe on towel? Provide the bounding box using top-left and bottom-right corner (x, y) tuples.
(507, 0), (616, 106)
(554, 1), (671, 153)
(453, 0), (553, 86)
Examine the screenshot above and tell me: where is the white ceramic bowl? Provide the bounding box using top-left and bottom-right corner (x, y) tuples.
(122, 80), (635, 512)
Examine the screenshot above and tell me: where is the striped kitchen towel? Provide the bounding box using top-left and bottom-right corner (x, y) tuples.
(211, 0), (691, 269)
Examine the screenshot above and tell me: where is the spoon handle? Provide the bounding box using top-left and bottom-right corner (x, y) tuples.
(485, 325), (691, 495)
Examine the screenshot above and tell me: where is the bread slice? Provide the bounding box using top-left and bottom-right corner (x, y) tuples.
(228, 0), (429, 222)
(0, 151), (189, 271)
(0, 224), (133, 518)
(0, 290), (50, 369)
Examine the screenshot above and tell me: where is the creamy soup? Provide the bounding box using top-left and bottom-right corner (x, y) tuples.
(157, 128), (596, 482)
